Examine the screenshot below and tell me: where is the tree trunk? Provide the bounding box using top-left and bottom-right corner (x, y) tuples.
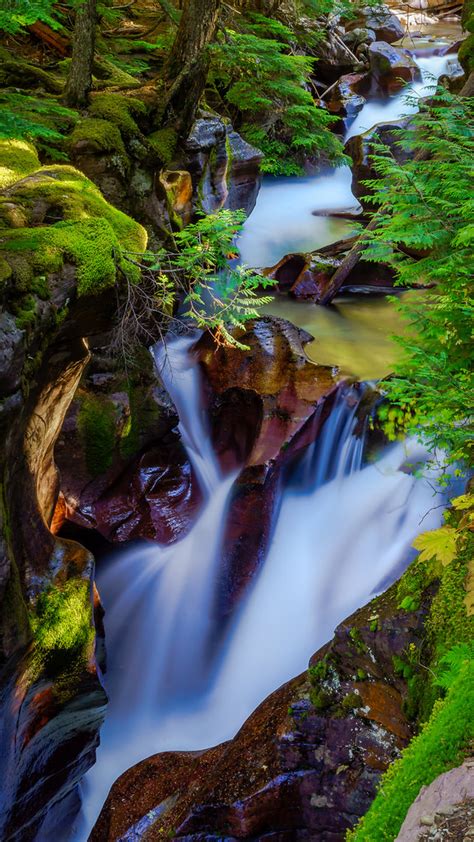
(158, 0), (221, 136)
(63, 0), (97, 109)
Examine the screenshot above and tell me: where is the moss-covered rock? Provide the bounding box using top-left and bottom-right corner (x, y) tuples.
(0, 139), (41, 189)
(148, 127), (178, 165)
(0, 165), (147, 296)
(88, 93), (147, 138)
(68, 117), (128, 161)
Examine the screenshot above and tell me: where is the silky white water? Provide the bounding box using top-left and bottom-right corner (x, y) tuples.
(72, 337), (447, 841)
(70, 41), (455, 842)
(238, 50), (452, 269)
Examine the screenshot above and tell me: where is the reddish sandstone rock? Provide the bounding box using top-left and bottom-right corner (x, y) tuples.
(195, 317), (342, 613)
(91, 439), (202, 544)
(91, 579), (432, 841)
(195, 317), (340, 469)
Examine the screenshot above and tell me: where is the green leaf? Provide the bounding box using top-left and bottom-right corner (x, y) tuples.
(413, 526), (458, 566)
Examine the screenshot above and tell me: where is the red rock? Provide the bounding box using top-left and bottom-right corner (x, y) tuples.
(91, 579), (434, 841)
(195, 317), (342, 615)
(90, 440), (203, 545)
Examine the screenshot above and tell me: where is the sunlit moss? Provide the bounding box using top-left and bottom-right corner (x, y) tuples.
(0, 166), (147, 295)
(78, 394), (117, 477)
(347, 658), (474, 841)
(88, 93), (146, 138)
(30, 579), (94, 656)
(0, 138), (40, 188)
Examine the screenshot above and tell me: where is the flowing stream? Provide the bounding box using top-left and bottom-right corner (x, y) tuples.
(72, 37), (456, 841)
(238, 47), (455, 269)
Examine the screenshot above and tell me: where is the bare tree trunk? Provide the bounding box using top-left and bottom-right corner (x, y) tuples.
(63, 0), (97, 109)
(158, 0), (221, 136)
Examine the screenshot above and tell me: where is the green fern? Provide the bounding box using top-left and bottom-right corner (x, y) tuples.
(361, 89), (474, 472)
(0, 0), (60, 34)
(209, 20), (346, 175)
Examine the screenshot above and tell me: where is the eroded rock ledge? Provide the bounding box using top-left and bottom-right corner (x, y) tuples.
(91, 577), (434, 841)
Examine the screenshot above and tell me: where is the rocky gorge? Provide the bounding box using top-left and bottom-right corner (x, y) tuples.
(0, 0), (472, 840)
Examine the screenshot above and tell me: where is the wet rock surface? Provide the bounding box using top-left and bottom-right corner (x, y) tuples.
(195, 317), (342, 612)
(91, 579), (430, 841)
(346, 4), (405, 45)
(265, 246), (396, 301)
(345, 118), (413, 205)
(369, 41), (421, 94)
(55, 354), (203, 545)
(183, 117), (263, 217)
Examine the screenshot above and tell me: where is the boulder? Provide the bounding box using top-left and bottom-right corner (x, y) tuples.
(346, 4), (405, 44)
(195, 317), (342, 613)
(55, 354), (203, 545)
(369, 41), (421, 94)
(91, 577), (431, 841)
(183, 117), (263, 216)
(344, 118), (413, 205)
(397, 759), (474, 841)
(90, 439), (203, 544)
(328, 72), (369, 126)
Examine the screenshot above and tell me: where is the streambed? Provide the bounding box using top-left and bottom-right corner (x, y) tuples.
(71, 24), (459, 842)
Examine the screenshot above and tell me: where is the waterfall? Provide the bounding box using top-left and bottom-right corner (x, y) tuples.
(73, 338), (447, 840)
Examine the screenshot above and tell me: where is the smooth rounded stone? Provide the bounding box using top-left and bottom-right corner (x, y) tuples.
(346, 4), (405, 44)
(368, 41), (421, 94)
(396, 759), (474, 841)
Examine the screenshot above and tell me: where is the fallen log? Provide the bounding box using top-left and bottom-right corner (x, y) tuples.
(27, 21), (70, 56)
(319, 215), (380, 305)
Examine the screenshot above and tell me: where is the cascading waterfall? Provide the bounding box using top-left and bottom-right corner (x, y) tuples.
(70, 41), (456, 842)
(73, 337), (447, 841)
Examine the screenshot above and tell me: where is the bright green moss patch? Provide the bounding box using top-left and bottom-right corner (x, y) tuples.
(0, 166), (147, 295)
(458, 33), (474, 74)
(31, 579), (93, 655)
(148, 127), (178, 165)
(0, 139), (40, 188)
(88, 93), (146, 138)
(347, 658), (474, 841)
(78, 394), (117, 477)
(69, 117), (127, 159)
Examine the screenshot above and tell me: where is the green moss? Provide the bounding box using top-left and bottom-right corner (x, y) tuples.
(30, 579), (93, 667)
(148, 127), (178, 165)
(69, 117), (128, 159)
(458, 33), (474, 74)
(119, 379), (161, 460)
(13, 293), (38, 330)
(462, 0), (474, 32)
(88, 93), (146, 138)
(0, 138), (40, 189)
(310, 688), (333, 711)
(0, 166), (147, 295)
(78, 394), (117, 477)
(0, 255), (12, 285)
(347, 659), (474, 841)
(349, 626), (366, 654)
(341, 692), (362, 711)
(428, 556), (474, 658)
